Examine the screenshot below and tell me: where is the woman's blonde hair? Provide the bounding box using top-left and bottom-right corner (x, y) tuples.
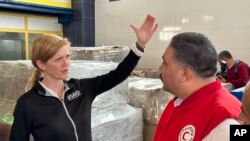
(25, 34), (70, 91)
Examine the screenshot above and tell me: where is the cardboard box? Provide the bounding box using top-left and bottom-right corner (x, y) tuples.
(143, 123), (157, 141)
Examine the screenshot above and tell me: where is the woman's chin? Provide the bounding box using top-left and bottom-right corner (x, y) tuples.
(60, 74), (69, 80)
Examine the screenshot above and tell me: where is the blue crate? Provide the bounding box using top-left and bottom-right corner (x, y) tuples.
(231, 91), (243, 101)
(230, 87), (245, 101)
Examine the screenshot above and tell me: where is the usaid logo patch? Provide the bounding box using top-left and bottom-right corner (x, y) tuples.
(67, 90), (81, 101)
(178, 125), (195, 141)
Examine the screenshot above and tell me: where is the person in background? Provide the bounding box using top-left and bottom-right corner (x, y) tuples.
(216, 60), (227, 79)
(239, 81), (250, 124)
(217, 50), (249, 89)
(9, 14), (158, 141)
(154, 32), (241, 141)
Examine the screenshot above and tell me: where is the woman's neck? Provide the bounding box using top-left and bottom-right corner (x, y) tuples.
(41, 77), (64, 99)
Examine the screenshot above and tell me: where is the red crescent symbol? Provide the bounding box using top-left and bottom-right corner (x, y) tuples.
(182, 131), (190, 140)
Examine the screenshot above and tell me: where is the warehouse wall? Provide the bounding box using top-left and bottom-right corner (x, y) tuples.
(95, 0), (250, 69)
(64, 0), (95, 46)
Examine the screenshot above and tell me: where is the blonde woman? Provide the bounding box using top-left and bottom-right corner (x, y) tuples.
(10, 14), (158, 141)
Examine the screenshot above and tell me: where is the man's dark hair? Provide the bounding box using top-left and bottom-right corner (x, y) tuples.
(218, 50), (232, 59)
(170, 32), (217, 78)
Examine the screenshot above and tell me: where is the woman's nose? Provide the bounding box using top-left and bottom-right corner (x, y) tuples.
(63, 57), (70, 67)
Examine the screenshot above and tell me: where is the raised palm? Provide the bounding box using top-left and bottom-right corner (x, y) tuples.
(130, 14), (158, 47)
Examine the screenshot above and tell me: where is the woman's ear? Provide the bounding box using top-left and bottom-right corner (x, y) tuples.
(36, 60), (45, 71)
(180, 67), (192, 83)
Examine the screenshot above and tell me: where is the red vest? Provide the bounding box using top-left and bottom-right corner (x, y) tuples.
(153, 80), (241, 141)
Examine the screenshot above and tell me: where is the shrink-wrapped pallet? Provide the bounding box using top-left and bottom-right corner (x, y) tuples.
(0, 98), (143, 141)
(0, 60), (142, 141)
(132, 69), (160, 79)
(0, 61), (33, 100)
(92, 101), (143, 141)
(128, 77), (173, 124)
(0, 98), (14, 141)
(127, 76), (173, 141)
(70, 46), (130, 63)
(69, 60), (128, 102)
(0, 60), (127, 102)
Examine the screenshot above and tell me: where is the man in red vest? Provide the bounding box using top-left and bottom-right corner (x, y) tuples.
(217, 50), (249, 89)
(154, 32), (241, 141)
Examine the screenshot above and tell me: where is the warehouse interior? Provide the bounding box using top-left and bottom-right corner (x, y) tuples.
(1, 0), (250, 141)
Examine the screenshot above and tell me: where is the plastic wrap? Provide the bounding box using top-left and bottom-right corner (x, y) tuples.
(0, 98), (15, 125)
(127, 76), (173, 141)
(128, 76), (173, 124)
(0, 60), (128, 102)
(0, 61), (33, 100)
(132, 69), (160, 79)
(0, 60), (142, 141)
(0, 98), (142, 141)
(70, 46), (130, 63)
(0, 98), (15, 141)
(92, 101), (143, 141)
(69, 60), (128, 103)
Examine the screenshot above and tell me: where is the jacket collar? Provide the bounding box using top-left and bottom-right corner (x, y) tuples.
(34, 78), (74, 96)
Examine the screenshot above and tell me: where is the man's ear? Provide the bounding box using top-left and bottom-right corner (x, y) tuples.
(180, 67), (192, 82)
(36, 60), (45, 71)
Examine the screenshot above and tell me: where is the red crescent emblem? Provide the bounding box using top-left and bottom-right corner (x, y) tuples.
(182, 131), (190, 140)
